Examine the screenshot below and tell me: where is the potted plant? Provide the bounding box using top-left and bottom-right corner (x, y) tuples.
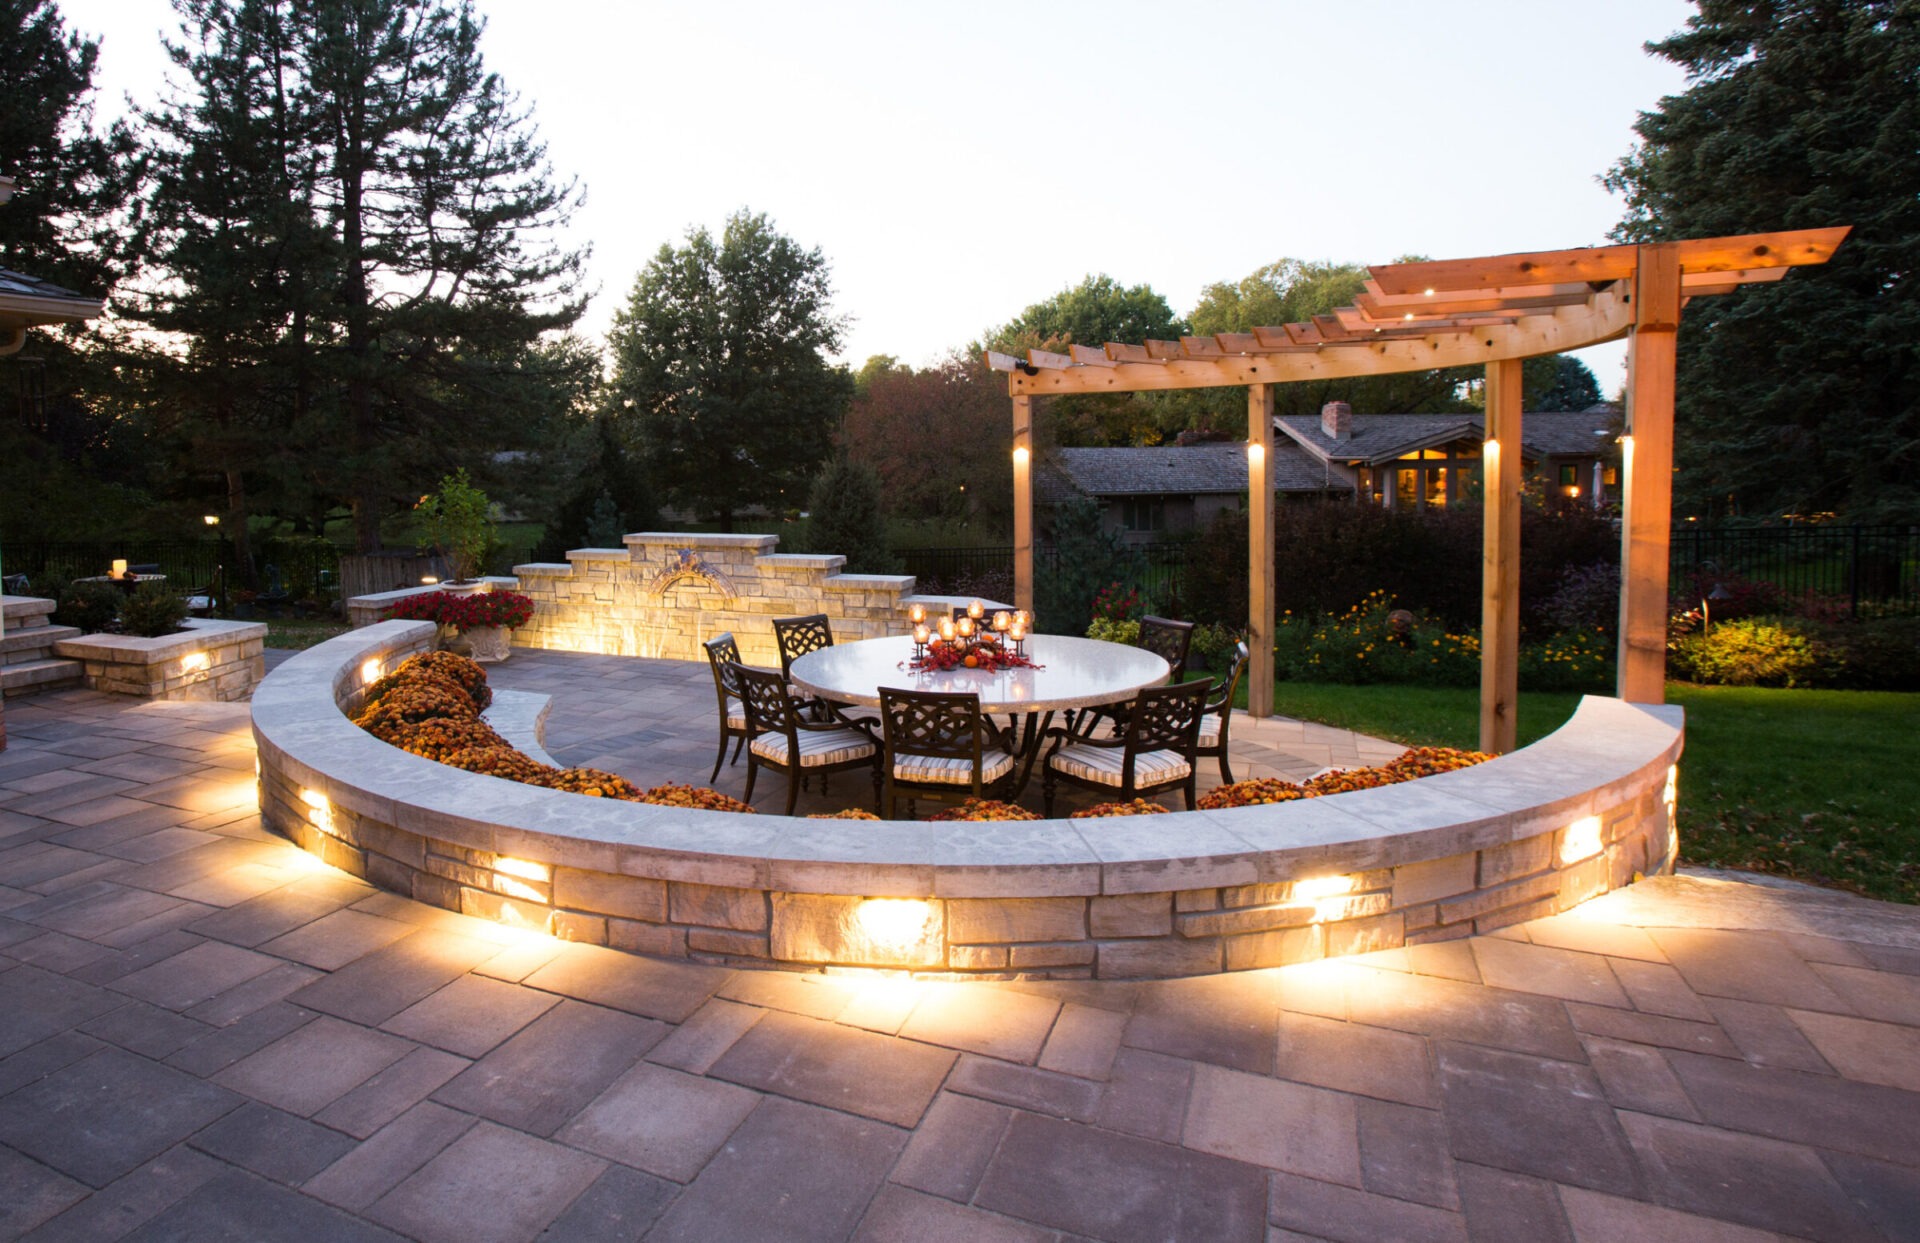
(417, 468), (493, 585)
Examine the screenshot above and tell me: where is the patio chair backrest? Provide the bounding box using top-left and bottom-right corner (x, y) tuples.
(1206, 642), (1251, 715)
(704, 632), (742, 696)
(879, 688), (989, 766)
(732, 662), (806, 738)
(1138, 615), (1196, 683)
(1122, 678), (1210, 757)
(772, 613), (833, 678)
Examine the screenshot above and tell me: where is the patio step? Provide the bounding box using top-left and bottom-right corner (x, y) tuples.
(1, 595), (56, 629)
(3, 623), (82, 664)
(2, 658), (84, 697)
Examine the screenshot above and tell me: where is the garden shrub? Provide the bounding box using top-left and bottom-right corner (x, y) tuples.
(1181, 499), (1617, 631)
(1815, 616), (1920, 690)
(54, 580), (122, 633)
(1668, 617), (1828, 687)
(1085, 617), (1140, 645)
(119, 581), (189, 638)
(1273, 592), (1480, 686)
(1517, 627), (1615, 692)
(1542, 562), (1620, 633)
(1037, 498), (1142, 634)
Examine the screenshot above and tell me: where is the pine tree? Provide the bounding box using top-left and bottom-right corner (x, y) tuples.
(1603, 0), (1920, 521)
(608, 210), (851, 531)
(806, 458), (892, 573)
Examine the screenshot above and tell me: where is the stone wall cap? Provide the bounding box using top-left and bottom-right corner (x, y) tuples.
(822, 574), (914, 590)
(624, 533), (779, 550)
(565, 548), (633, 562)
(56, 618), (269, 664)
(756, 554), (846, 569)
(2, 594), (56, 619)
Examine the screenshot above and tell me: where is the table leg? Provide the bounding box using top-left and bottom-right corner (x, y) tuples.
(1009, 710), (1056, 797)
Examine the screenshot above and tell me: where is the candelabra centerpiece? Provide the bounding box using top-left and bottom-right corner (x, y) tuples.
(907, 600), (1033, 671)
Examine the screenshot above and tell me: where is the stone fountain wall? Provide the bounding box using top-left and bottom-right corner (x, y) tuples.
(508, 533), (929, 665)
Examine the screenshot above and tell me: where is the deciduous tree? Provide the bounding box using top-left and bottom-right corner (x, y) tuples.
(609, 210), (851, 530)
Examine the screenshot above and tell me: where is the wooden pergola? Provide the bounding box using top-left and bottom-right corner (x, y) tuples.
(989, 228), (1848, 753)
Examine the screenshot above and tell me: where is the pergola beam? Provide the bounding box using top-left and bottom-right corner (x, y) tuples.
(997, 228), (1848, 725)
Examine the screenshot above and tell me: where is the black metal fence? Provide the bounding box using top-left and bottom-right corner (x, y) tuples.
(1671, 524), (1917, 616)
(897, 542), (1190, 608)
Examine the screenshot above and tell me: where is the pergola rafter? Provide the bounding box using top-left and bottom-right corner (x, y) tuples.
(992, 227), (1848, 752)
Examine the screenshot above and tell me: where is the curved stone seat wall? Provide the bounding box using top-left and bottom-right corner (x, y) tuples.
(252, 622), (1684, 980)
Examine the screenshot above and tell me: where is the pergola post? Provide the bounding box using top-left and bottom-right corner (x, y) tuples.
(1012, 394), (1034, 614)
(1247, 383), (1275, 717)
(1480, 359), (1523, 753)
(1618, 243), (1681, 703)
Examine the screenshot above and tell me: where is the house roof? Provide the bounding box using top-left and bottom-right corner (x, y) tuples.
(1276, 409), (1621, 467)
(1040, 441), (1343, 504)
(0, 266), (105, 333)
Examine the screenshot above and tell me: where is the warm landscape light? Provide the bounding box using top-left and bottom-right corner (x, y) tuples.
(854, 898), (937, 959)
(1247, 443), (1265, 465)
(1560, 815), (1603, 865)
(181, 652), (210, 675)
(300, 788), (334, 834)
(361, 658), (383, 686)
(1012, 445), (1030, 466)
(203, 514), (220, 526)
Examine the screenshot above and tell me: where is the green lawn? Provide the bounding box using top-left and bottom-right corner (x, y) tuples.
(262, 617), (352, 650)
(1268, 680), (1920, 905)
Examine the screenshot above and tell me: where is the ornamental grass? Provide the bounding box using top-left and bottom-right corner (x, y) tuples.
(1070, 799), (1170, 819)
(926, 797), (1040, 822)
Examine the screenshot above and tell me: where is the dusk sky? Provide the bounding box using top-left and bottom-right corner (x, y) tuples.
(82, 0), (1700, 391)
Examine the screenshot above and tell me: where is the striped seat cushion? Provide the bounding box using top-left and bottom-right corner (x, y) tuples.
(1196, 723), (1220, 749)
(726, 712), (747, 730)
(1048, 744), (1191, 788)
(893, 750), (1016, 785)
(750, 729), (876, 768)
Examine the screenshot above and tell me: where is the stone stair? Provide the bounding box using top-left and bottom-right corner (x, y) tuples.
(2, 595), (84, 697)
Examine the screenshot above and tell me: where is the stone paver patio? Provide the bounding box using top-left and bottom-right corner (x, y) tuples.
(1, 654), (1918, 1240)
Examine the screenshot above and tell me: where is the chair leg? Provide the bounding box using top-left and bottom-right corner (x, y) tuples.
(743, 759), (759, 805)
(1217, 751), (1234, 785)
(1183, 777), (1196, 810)
(784, 769), (800, 817)
(870, 766), (882, 814)
(1042, 768), (1057, 818)
(730, 734), (746, 765)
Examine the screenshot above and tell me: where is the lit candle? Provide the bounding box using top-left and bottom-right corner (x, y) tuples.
(908, 603), (926, 626)
(1013, 610), (1030, 631)
(992, 611), (1010, 633)
(913, 623), (929, 646)
(111, 559), (128, 578)
(967, 599), (984, 620)
(1009, 622), (1026, 643)
(957, 616), (975, 638)
(938, 617), (956, 642)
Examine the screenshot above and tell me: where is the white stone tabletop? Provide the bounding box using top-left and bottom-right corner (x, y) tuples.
(788, 633), (1171, 714)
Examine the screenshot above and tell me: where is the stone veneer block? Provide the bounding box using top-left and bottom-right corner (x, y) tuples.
(1478, 834), (1555, 887)
(1392, 855), (1479, 906)
(670, 882), (769, 932)
(1089, 894), (1172, 938)
(769, 893), (945, 968)
(1224, 925), (1323, 971)
(555, 869), (668, 922)
(946, 897), (1086, 945)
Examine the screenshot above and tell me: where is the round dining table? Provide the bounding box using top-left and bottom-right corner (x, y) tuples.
(787, 633), (1171, 794)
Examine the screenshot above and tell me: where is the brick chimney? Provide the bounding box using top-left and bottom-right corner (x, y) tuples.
(1321, 400), (1352, 442)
